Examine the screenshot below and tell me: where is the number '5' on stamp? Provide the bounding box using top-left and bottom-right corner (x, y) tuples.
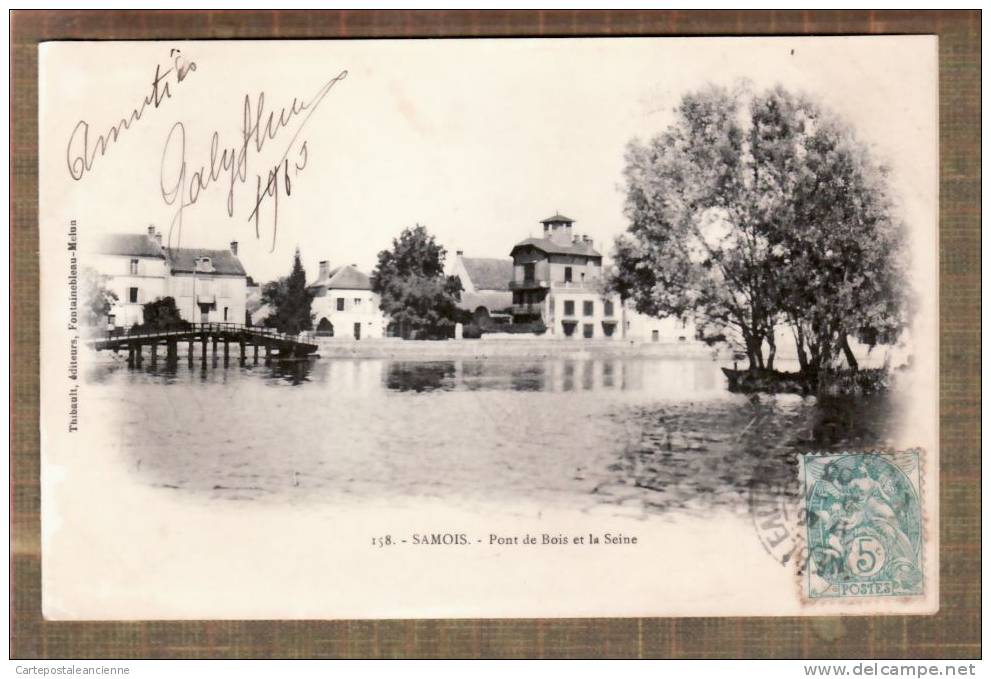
(800, 450), (924, 601)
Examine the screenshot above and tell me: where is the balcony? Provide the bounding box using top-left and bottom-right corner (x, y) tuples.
(509, 279), (548, 291)
(550, 279), (599, 290)
(510, 303), (544, 316)
(510, 278), (601, 291)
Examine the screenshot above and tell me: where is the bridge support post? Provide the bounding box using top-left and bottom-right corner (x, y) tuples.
(223, 339), (230, 365)
(167, 339), (177, 363)
(265, 344), (272, 364)
(201, 334), (208, 364)
(127, 345), (135, 367)
(212, 337), (218, 358)
(239, 341), (246, 363)
(136, 343), (144, 366)
(253, 344), (259, 364)
(150, 343), (158, 366)
(188, 340), (194, 367)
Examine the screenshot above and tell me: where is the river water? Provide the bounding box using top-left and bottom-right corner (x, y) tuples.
(84, 355), (901, 519)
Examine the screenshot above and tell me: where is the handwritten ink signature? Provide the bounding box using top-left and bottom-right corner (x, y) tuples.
(159, 70), (348, 252)
(66, 49), (196, 181)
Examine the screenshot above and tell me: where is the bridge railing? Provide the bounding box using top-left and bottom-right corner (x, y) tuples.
(100, 322), (315, 345)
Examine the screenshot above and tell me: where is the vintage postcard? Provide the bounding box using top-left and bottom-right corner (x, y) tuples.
(38, 36), (939, 619)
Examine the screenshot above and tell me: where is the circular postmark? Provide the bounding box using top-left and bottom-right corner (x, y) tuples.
(748, 460), (809, 572)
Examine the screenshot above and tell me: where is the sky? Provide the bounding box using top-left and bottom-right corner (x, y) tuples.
(40, 36), (937, 285)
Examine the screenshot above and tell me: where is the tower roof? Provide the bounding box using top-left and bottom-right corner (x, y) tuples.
(540, 213), (575, 224)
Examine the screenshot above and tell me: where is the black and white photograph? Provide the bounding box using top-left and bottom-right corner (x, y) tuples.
(38, 35), (939, 619)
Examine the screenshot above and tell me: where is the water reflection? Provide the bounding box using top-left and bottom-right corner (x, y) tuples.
(379, 358), (725, 395)
(600, 392), (898, 518)
(85, 354), (899, 517)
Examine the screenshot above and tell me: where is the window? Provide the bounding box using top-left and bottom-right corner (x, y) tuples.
(223, 307), (229, 321)
(604, 300), (614, 317)
(583, 301), (594, 316)
(564, 267), (573, 283)
(336, 297), (345, 311)
(583, 323), (594, 339)
(563, 300), (575, 316)
(129, 259), (139, 275)
(523, 263), (535, 282)
(354, 297), (362, 308)
(562, 321), (576, 337)
(651, 329), (660, 342)
(128, 287), (138, 303)
(602, 323), (616, 337)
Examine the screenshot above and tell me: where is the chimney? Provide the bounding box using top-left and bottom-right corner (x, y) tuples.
(318, 260), (330, 279)
(456, 250), (464, 257)
(230, 241), (238, 256)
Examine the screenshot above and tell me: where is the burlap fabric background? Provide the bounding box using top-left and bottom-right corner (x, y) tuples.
(10, 10), (980, 659)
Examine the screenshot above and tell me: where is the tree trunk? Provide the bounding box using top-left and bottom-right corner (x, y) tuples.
(746, 335), (765, 371)
(840, 335), (859, 371)
(766, 333), (776, 372)
(793, 325), (809, 375)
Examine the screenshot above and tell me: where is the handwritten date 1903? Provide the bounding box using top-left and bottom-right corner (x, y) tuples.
(159, 70), (347, 252)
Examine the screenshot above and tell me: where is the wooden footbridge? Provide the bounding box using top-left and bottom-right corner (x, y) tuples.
(89, 322), (319, 367)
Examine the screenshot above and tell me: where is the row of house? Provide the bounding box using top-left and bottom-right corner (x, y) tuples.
(94, 214), (695, 343)
(93, 226), (248, 329)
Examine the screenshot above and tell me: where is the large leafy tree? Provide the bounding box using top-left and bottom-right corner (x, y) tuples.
(612, 84), (782, 370)
(611, 83), (910, 377)
(755, 88), (911, 375)
(372, 224), (463, 339)
(262, 247), (315, 335)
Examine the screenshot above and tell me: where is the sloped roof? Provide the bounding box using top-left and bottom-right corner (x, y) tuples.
(510, 237), (602, 258)
(459, 257), (513, 291)
(540, 213), (575, 224)
(309, 264), (373, 291)
(94, 233), (165, 258)
(94, 233), (247, 276)
(168, 248), (247, 276)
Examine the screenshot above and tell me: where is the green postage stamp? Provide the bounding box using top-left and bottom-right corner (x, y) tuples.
(801, 450), (924, 600)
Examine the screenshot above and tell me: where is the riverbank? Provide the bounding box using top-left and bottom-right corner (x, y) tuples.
(82, 337), (728, 367)
(311, 337), (728, 360)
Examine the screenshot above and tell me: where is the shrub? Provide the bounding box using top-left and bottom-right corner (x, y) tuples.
(486, 320), (547, 335)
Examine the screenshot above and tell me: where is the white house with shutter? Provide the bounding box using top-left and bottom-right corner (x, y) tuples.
(307, 261), (386, 339)
(92, 226), (249, 329)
